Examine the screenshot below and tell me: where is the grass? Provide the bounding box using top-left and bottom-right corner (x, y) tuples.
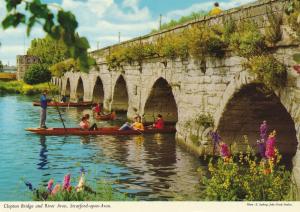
(0, 80), (59, 95)
(151, 11), (208, 33)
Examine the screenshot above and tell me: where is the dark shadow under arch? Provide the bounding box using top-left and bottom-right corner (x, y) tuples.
(76, 77), (84, 102)
(218, 83), (298, 157)
(144, 78), (178, 122)
(111, 76), (128, 111)
(92, 77), (104, 103)
(65, 78), (71, 97)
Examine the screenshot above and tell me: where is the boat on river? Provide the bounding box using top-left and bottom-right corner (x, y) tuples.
(25, 126), (176, 136)
(95, 112), (116, 121)
(33, 101), (93, 107)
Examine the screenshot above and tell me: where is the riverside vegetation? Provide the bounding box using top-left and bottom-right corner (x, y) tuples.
(200, 138), (298, 201)
(0, 80), (58, 95)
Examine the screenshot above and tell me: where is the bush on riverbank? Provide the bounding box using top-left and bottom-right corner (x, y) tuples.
(0, 80), (58, 95)
(200, 139), (298, 201)
(25, 172), (130, 201)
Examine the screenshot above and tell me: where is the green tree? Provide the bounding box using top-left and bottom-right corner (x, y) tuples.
(24, 64), (52, 85)
(27, 35), (70, 66)
(0, 60), (3, 72)
(1, 0), (91, 72)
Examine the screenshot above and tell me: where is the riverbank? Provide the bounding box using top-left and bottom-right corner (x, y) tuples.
(0, 80), (58, 95)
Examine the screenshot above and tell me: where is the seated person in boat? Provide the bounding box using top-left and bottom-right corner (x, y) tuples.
(92, 103), (102, 115)
(119, 115), (144, 131)
(79, 114), (97, 131)
(60, 95), (67, 103)
(153, 114), (164, 129)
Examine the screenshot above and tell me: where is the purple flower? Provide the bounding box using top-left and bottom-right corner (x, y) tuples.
(63, 174), (71, 190)
(80, 167), (85, 174)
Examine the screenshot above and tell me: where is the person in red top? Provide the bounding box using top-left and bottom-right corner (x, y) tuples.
(153, 114), (164, 129)
(92, 103), (102, 115)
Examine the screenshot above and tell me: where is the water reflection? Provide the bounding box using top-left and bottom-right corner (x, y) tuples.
(37, 136), (48, 170)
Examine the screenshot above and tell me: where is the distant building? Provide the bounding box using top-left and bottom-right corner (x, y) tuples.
(2, 65), (17, 73)
(16, 55), (39, 80)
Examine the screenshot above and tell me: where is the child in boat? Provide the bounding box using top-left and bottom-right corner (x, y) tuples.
(152, 114), (164, 129)
(80, 114), (97, 131)
(119, 115), (144, 131)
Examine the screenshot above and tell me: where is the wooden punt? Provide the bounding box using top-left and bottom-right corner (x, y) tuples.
(95, 112), (116, 121)
(25, 127), (176, 136)
(33, 102), (93, 107)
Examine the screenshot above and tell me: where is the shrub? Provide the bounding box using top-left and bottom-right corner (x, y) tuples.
(265, 9), (283, 46)
(24, 64), (52, 85)
(188, 25), (226, 60)
(50, 58), (78, 77)
(245, 54), (287, 89)
(230, 20), (266, 58)
(0, 81), (58, 95)
(201, 140), (296, 201)
(286, 0), (300, 38)
(194, 114), (214, 129)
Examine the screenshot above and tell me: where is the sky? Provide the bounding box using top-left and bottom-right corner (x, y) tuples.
(0, 0), (255, 66)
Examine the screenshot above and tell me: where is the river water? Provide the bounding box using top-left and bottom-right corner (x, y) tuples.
(0, 95), (204, 201)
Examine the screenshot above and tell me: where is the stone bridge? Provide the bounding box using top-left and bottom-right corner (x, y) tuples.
(52, 0), (300, 188)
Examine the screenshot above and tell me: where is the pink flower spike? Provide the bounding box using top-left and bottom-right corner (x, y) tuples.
(47, 179), (54, 192)
(63, 174), (71, 190)
(51, 184), (61, 195)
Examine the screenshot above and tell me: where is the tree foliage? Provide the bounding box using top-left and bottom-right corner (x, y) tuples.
(1, 0), (91, 72)
(27, 35), (70, 66)
(24, 64), (52, 85)
(0, 60), (3, 72)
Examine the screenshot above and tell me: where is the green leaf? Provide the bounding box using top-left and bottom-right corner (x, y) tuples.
(57, 10), (78, 33)
(2, 13), (25, 29)
(43, 16), (54, 34)
(29, 0), (50, 19)
(5, 0), (22, 12)
(27, 16), (36, 36)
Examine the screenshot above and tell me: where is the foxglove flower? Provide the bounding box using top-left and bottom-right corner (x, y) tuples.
(51, 184), (61, 195)
(63, 174), (71, 190)
(47, 179), (54, 193)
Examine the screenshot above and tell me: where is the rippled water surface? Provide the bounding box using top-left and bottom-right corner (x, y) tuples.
(0, 95), (204, 201)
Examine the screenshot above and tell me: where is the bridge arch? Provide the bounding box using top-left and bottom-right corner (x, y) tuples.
(65, 78), (71, 97)
(75, 77), (84, 102)
(92, 76), (104, 103)
(111, 75), (128, 111)
(214, 69), (299, 159)
(143, 77), (178, 123)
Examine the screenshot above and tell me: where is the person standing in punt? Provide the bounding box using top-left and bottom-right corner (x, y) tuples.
(40, 90), (48, 129)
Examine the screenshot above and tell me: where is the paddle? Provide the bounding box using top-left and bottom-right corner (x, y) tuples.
(47, 82), (67, 133)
